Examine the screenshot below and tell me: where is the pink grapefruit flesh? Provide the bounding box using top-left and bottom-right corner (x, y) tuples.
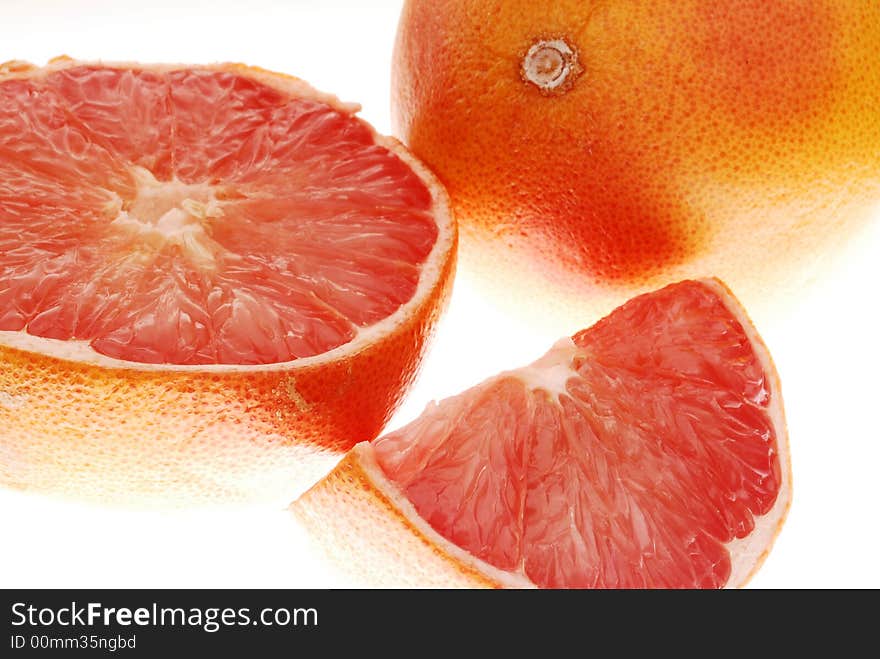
(0, 62), (438, 365)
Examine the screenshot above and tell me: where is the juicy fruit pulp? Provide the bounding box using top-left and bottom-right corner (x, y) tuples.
(368, 280), (787, 588)
(0, 63), (437, 365)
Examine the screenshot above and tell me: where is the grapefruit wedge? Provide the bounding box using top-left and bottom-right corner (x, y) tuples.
(0, 58), (455, 505)
(293, 279), (791, 588)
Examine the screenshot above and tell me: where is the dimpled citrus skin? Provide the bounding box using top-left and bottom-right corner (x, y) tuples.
(392, 0), (880, 328)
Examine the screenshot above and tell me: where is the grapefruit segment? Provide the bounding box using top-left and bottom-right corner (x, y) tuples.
(294, 279), (790, 588)
(0, 59), (455, 503)
(45, 65), (175, 179)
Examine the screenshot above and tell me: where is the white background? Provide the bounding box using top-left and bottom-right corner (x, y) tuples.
(0, 0), (878, 589)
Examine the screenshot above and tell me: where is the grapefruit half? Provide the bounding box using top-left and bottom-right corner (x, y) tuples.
(0, 58), (455, 505)
(293, 279), (791, 588)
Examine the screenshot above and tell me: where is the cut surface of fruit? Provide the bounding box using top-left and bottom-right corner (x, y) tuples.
(0, 58), (455, 504)
(1, 61), (440, 365)
(293, 279), (790, 588)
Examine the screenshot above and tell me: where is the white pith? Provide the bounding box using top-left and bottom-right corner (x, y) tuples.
(108, 167), (228, 270)
(507, 337), (579, 398)
(0, 57), (456, 373)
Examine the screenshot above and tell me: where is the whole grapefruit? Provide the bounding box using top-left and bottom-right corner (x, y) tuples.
(392, 0), (880, 329)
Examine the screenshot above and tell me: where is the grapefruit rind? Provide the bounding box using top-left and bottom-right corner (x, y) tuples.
(292, 278), (790, 588)
(391, 1), (880, 335)
(294, 443), (528, 588)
